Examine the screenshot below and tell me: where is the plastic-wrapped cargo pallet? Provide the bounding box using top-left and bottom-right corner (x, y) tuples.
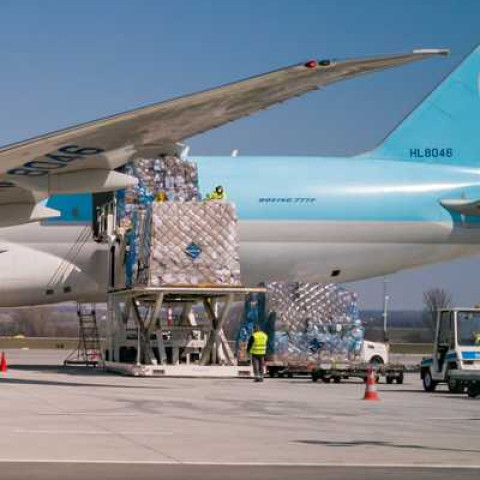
(147, 202), (241, 286)
(115, 155), (241, 287)
(236, 283), (363, 363)
(116, 155), (200, 229)
(268, 283), (364, 363)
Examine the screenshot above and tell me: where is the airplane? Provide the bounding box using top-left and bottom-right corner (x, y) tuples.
(1, 45), (473, 307)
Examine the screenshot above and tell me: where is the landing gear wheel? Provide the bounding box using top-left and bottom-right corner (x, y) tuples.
(333, 377), (341, 384)
(422, 370), (437, 392)
(386, 376), (394, 385)
(448, 377), (464, 394)
(396, 372), (404, 385)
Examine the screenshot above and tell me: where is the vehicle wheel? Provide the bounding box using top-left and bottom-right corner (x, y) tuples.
(334, 377), (341, 384)
(396, 373), (404, 385)
(448, 377), (464, 394)
(287, 372), (293, 378)
(312, 374), (319, 383)
(467, 382), (480, 398)
(369, 356), (384, 367)
(422, 370), (437, 392)
(386, 376), (394, 384)
(322, 377), (331, 384)
(268, 369), (278, 378)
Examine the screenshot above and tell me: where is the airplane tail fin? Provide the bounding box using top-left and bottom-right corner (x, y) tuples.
(370, 45), (480, 166)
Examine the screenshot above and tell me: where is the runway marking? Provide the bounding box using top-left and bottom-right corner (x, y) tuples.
(0, 460), (478, 468)
(14, 429), (173, 435)
(38, 413), (141, 416)
(428, 418), (480, 421)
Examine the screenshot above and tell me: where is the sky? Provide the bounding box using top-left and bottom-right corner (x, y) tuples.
(0, 0), (479, 310)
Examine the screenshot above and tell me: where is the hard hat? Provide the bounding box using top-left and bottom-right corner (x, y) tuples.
(215, 185), (223, 193)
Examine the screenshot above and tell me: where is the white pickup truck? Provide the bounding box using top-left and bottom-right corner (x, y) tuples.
(362, 340), (389, 365)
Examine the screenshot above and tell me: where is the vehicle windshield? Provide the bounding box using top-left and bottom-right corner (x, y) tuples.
(457, 311), (480, 346)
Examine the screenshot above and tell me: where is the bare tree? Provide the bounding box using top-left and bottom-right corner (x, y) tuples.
(423, 288), (452, 338)
(0, 305), (80, 337)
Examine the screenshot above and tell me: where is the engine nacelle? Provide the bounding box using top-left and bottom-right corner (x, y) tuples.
(8, 169), (138, 195)
(0, 203), (60, 228)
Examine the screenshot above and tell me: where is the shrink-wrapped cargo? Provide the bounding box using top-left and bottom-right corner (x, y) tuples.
(145, 202), (241, 286)
(115, 155), (240, 287)
(236, 283), (363, 363)
(267, 283), (363, 363)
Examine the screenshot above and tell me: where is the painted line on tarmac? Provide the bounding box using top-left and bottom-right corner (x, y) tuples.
(428, 418), (480, 421)
(14, 429), (173, 435)
(38, 413), (148, 416)
(0, 460), (479, 469)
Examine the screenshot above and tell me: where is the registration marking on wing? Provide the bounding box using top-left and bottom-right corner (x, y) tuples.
(7, 145), (104, 177)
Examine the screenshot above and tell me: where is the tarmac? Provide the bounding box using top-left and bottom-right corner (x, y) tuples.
(0, 349), (479, 479)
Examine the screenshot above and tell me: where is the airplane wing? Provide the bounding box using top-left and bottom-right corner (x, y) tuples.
(0, 48), (448, 225)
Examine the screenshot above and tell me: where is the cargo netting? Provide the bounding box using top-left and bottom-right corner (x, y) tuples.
(237, 283), (363, 363)
(115, 155), (240, 287)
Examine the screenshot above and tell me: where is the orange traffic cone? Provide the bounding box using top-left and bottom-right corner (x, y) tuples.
(0, 351), (7, 374)
(363, 365), (379, 400)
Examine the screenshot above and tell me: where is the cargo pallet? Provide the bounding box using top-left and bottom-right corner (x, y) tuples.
(311, 362), (405, 384)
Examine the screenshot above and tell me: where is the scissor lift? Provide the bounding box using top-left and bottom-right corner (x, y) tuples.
(104, 285), (265, 377)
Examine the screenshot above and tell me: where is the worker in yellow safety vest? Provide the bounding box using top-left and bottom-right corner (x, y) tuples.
(154, 191), (168, 202)
(474, 332), (480, 345)
(248, 325), (268, 382)
(206, 185), (226, 201)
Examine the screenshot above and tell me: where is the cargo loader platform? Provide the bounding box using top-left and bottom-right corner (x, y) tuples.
(94, 153), (266, 377)
(104, 285), (265, 377)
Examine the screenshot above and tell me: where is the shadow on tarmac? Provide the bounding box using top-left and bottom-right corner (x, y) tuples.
(0, 376), (170, 390)
(10, 364), (105, 375)
(295, 439), (480, 453)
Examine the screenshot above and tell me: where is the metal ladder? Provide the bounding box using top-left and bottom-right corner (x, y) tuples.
(64, 303), (103, 366)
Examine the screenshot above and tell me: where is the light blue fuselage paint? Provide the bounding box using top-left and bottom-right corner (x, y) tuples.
(46, 156), (480, 226)
(195, 156), (480, 223)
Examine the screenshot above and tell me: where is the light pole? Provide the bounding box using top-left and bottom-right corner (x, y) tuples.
(382, 277), (389, 342)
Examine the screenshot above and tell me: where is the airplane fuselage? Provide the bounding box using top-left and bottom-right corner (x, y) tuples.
(1, 155), (480, 306)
